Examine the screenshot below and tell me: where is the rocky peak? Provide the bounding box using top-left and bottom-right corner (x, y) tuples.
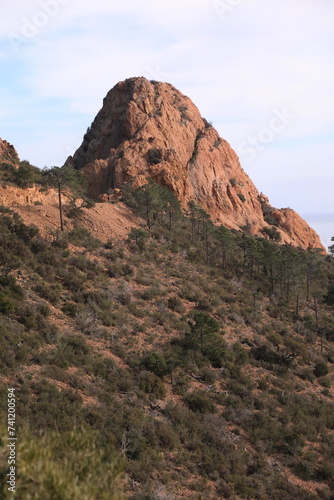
(68, 77), (325, 251)
(0, 138), (19, 166)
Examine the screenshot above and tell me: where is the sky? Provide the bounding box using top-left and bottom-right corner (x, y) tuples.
(1, 0), (333, 248)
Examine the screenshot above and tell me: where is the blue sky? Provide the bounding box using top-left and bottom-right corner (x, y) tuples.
(1, 0), (334, 247)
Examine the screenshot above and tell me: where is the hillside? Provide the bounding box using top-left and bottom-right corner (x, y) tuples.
(0, 79), (331, 498)
(0, 177), (333, 499)
(67, 77), (324, 251)
(14, 199), (138, 242)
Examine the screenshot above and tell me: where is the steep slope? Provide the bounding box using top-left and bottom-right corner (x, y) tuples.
(14, 202), (138, 241)
(68, 77), (324, 251)
(0, 195), (334, 499)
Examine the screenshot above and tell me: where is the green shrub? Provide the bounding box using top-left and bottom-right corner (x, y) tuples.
(33, 282), (62, 304)
(202, 337), (229, 368)
(186, 311), (220, 350)
(141, 353), (168, 378)
(66, 206), (84, 220)
(251, 345), (293, 368)
(261, 226), (282, 242)
(293, 459), (317, 481)
(13, 160), (44, 188)
(316, 462), (334, 481)
(68, 226), (101, 249)
(128, 228), (149, 250)
(37, 302), (51, 318)
(264, 214), (279, 226)
(92, 357), (115, 382)
(48, 336), (92, 369)
(232, 343), (249, 365)
(195, 296), (212, 311)
(202, 117), (213, 129)
(1, 424), (124, 499)
(52, 232), (69, 249)
(324, 285), (334, 306)
(108, 263), (134, 279)
(62, 301), (80, 317)
(167, 296), (185, 313)
(40, 323), (59, 344)
(319, 377), (331, 388)
(138, 372), (166, 399)
(147, 148), (163, 165)
(141, 286), (162, 301)
(185, 391), (216, 413)
(0, 275), (24, 298)
(314, 362), (329, 378)
(0, 293), (14, 314)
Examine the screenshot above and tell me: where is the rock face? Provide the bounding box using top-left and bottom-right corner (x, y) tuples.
(68, 77), (324, 251)
(0, 185), (60, 207)
(0, 139), (19, 166)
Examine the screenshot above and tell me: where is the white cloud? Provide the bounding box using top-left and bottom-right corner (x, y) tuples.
(1, 0), (334, 243)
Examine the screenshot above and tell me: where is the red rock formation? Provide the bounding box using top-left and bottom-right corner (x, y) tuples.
(0, 139), (19, 166)
(67, 77), (324, 251)
(0, 185), (61, 207)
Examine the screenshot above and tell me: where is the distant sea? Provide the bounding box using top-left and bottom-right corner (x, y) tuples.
(302, 213), (334, 251)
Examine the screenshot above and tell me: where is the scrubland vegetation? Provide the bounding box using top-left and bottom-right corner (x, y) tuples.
(0, 180), (334, 498)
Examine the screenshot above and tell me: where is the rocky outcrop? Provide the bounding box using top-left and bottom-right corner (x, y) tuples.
(270, 208), (323, 249)
(0, 139), (19, 166)
(0, 138), (70, 207)
(67, 77), (324, 251)
(0, 185), (61, 207)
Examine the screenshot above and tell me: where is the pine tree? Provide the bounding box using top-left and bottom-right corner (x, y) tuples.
(43, 165), (89, 231)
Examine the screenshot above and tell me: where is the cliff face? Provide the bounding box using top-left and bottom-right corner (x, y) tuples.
(0, 139), (19, 166)
(68, 77), (324, 251)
